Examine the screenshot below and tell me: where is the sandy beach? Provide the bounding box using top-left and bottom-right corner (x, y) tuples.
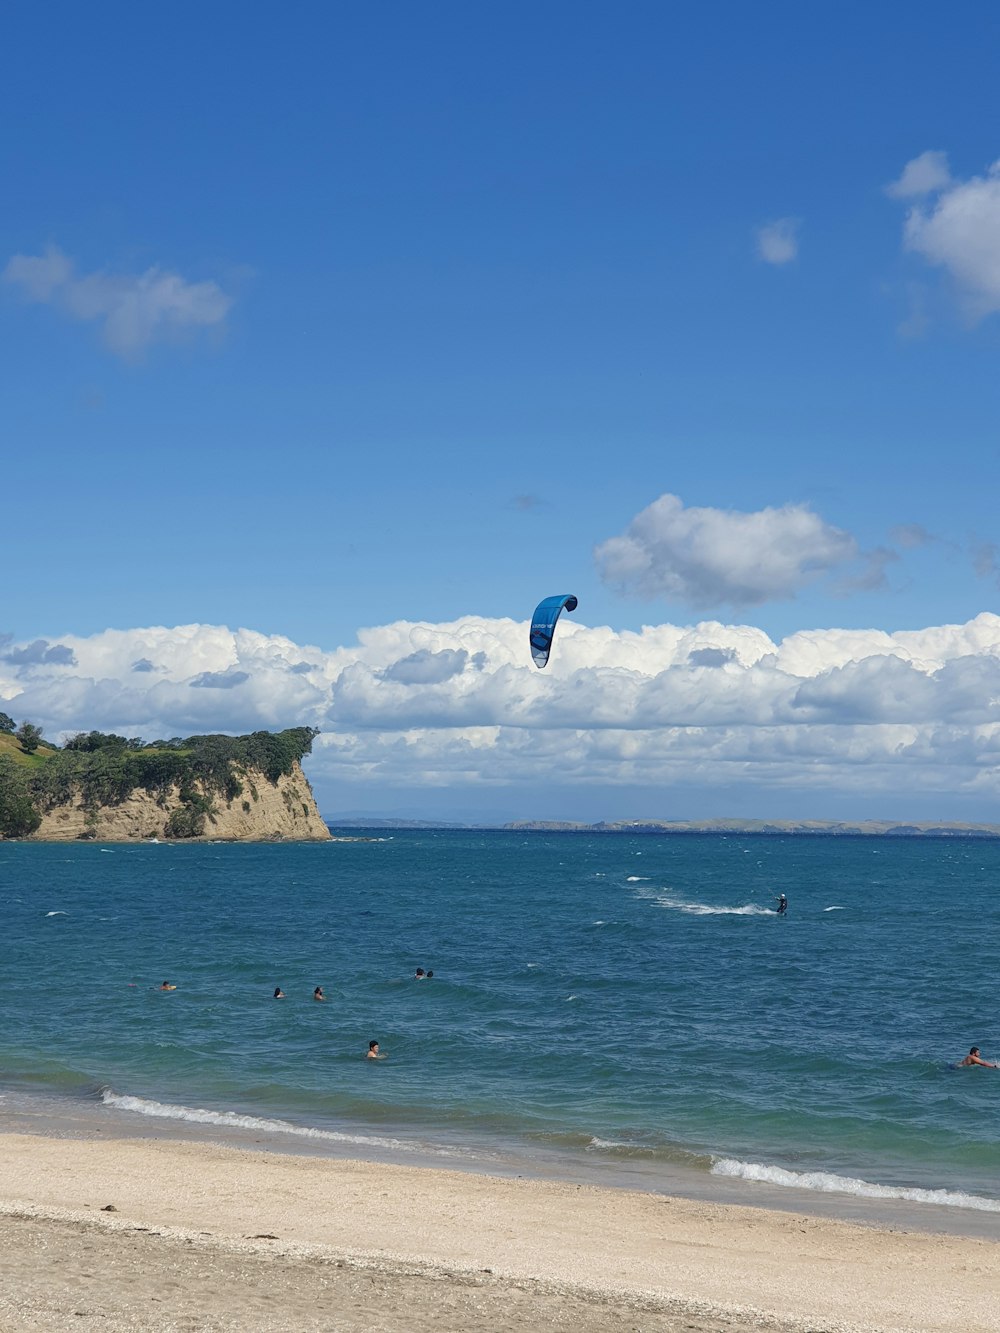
(0, 1133), (998, 1332)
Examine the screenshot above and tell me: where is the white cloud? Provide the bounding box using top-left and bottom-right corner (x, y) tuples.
(889, 156), (1000, 318)
(4, 612), (1000, 813)
(756, 218), (800, 265)
(2, 246), (231, 357)
(885, 150), (952, 199)
(594, 493), (857, 608)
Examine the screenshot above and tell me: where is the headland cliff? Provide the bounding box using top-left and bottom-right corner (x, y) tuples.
(0, 726), (331, 842)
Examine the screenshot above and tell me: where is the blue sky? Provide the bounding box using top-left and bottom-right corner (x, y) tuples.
(4, 3), (1000, 820)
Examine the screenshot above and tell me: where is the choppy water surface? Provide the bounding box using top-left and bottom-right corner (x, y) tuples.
(2, 832), (999, 1229)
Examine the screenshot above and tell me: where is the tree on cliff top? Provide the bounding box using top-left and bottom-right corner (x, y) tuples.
(16, 722), (43, 754)
(0, 712), (15, 734)
(64, 731), (142, 752)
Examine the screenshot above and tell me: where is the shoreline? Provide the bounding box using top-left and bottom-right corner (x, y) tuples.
(2, 1130), (1000, 1331)
(7, 1081), (1000, 1241)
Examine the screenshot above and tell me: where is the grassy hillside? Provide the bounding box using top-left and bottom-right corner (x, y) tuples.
(0, 732), (60, 769)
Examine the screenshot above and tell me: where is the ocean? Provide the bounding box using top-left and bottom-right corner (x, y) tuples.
(2, 830), (999, 1235)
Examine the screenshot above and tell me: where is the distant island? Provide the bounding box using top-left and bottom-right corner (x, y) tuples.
(327, 815), (1000, 839)
(505, 818), (1000, 838)
(0, 719), (330, 842)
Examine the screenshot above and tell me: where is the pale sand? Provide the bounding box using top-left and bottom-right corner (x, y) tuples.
(1, 1134), (999, 1332)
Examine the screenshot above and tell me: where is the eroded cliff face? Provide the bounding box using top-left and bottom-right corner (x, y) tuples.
(30, 761), (331, 842)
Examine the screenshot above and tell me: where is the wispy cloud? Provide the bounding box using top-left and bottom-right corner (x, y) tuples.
(594, 494), (857, 609)
(890, 523), (935, 550)
(972, 540), (1000, 581)
(2, 246), (232, 358)
(837, 546), (898, 594)
(885, 150), (952, 200)
(756, 217), (800, 265)
(509, 494), (547, 512)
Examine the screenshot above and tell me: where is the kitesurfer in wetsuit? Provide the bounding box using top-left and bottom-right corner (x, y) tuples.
(776, 894), (788, 916)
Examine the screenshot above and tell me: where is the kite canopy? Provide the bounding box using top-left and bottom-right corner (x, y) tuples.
(529, 594), (578, 668)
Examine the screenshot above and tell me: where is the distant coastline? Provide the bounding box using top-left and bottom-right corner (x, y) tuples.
(327, 816), (1000, 839)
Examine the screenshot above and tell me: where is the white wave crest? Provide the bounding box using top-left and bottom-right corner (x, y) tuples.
(99, 1090), (461, 1156)
(45, 911), (67, 916)
(626, 876), (650, 882)
(712, 1158), (1000, 1213)
(824, 906), (845, 912)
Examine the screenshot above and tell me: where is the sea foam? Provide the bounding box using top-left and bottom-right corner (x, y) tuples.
(712, 1158), (1000, 1212)
(100, 1089), (463, 1157)
(643, 894), (772, 917)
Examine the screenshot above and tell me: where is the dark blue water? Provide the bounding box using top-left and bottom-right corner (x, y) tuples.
(2, 832), (999, 1221)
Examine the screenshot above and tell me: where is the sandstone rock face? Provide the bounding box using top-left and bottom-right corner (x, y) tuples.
(30, 761), (331, 842)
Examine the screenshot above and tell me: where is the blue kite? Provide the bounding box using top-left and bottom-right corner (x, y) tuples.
(529, 594), (578, 668)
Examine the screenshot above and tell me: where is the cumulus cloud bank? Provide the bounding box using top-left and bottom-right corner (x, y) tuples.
(889, 152), (1000, 319)
(594, 494), (858, 608)
(3, 613), (1000, 809)
(2, 246), (231, 357)
(756, 217), (800, 265)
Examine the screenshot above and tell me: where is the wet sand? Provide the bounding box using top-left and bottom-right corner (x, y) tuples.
(1, 1132), (999, 1332)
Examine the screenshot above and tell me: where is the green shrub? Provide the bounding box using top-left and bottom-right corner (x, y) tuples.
(0, 757), (41, 836)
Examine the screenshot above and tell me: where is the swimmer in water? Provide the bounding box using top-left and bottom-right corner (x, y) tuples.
(775, 894), (788, 916)
(958, 1046), (998, 1068)
(425, 970), (434, 979)
(313, 986), (325, 1001)
(273, 987), (285, 999)
(414, 968), (425, 980)
(158, 981), (177, 991)
(367, 1040), (383, 1060)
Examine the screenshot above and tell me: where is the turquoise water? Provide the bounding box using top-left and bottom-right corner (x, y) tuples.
(2, 832), (1000, 1225)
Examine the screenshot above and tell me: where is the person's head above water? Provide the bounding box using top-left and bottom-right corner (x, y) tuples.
(415, 968), (425, 978)
(314, 986), (325, 999)
(159, 981), (176, 990)
(369, 1040), (379, 1051)
(367, 1040), (381, 1059)
(426, 970), (434, 979)
(971, 1047), (981, 1056)
(274, 987), (284, 999)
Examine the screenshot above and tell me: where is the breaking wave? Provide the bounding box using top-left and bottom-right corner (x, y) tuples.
(712, 1158), (1000, 1212)
(99, 1089), (464, 1157)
